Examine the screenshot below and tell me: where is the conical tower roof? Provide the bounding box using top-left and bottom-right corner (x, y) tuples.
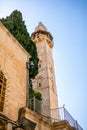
(35, 22), (47, 32)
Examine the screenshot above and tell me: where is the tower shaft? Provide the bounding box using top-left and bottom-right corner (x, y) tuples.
(31, 22), (59, 119)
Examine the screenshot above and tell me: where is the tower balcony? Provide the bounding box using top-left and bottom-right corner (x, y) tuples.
(31, 30), (54, 48)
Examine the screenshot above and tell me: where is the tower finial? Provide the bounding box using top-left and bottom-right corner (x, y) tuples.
(35, 22), (47, 32)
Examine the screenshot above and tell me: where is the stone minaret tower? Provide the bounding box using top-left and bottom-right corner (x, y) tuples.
(31, 22), (59, 119)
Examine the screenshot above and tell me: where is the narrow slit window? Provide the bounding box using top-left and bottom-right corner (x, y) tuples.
(38, 60), (42, 69)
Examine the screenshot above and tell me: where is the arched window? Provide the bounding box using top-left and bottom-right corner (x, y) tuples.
(0, 71), (7, 111)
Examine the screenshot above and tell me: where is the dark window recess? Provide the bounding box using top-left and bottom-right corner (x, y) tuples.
(39, 64), (41, 68)
(36, 33), (39, 38)
(39, 83), (41, 87)
(38, 60), (42, 69)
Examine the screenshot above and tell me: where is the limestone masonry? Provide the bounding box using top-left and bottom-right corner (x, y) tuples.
(31, 22), (59, 119)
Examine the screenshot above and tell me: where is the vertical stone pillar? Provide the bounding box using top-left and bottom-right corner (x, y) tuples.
(6, 123), (13, 130)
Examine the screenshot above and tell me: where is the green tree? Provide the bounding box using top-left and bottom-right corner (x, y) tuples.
(0, 10), (39, 79)
(0, 10), (42, 106)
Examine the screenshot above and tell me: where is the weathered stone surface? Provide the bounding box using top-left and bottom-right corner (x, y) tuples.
(6, 123), (12, 130)
(53, 120), (75, 130)
(0, 22), (29, 121)
(31, 23), (59, 119)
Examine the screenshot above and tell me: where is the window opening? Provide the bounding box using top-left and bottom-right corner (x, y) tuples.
(39, 83), (41, 87)
(38, 60), (42, 69)
(0, 71), (7, 111)
(38, 77), (42, 87)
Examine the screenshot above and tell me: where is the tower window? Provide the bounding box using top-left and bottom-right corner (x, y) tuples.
(37, 77), (42, 87)
(39, 83), (41, 87)
(39, 64), (41, 69)
(38, 60), (42, 69)
(36, 33), (39, 38)
(0, 71), (7, 111)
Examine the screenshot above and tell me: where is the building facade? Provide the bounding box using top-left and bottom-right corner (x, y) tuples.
(0, 22), (30, 129)
(0, 22), (82, 130)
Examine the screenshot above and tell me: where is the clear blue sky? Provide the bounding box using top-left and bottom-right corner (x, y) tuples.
(0, 0), (87, 130)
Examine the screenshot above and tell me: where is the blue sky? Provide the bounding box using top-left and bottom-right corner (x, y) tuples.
(0, 0), (87, 130)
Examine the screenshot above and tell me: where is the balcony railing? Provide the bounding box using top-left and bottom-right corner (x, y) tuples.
(50, 107), (83, 130)
(29, 98), (83, 130)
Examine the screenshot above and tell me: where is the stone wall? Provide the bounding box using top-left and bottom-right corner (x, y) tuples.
(0, 22), (29, 121)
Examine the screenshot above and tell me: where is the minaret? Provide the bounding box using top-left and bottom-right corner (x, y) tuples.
(31, 22), (59, 119)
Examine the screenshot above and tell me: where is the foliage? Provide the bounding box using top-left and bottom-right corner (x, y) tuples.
(0, 10), (39, 79)
(29, 89), (42, 101)
(29, 87), (42, 111)
(29, 79), (42, 111)
(29, 80), (42, 101)
(34, 91), (42, 101)
(0, 10), (42, 108)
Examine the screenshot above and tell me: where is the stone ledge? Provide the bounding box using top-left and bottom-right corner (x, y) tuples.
(18, 107), (52, 129)
(53, 120), (75, 130)
(18, 107), (75, 130)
